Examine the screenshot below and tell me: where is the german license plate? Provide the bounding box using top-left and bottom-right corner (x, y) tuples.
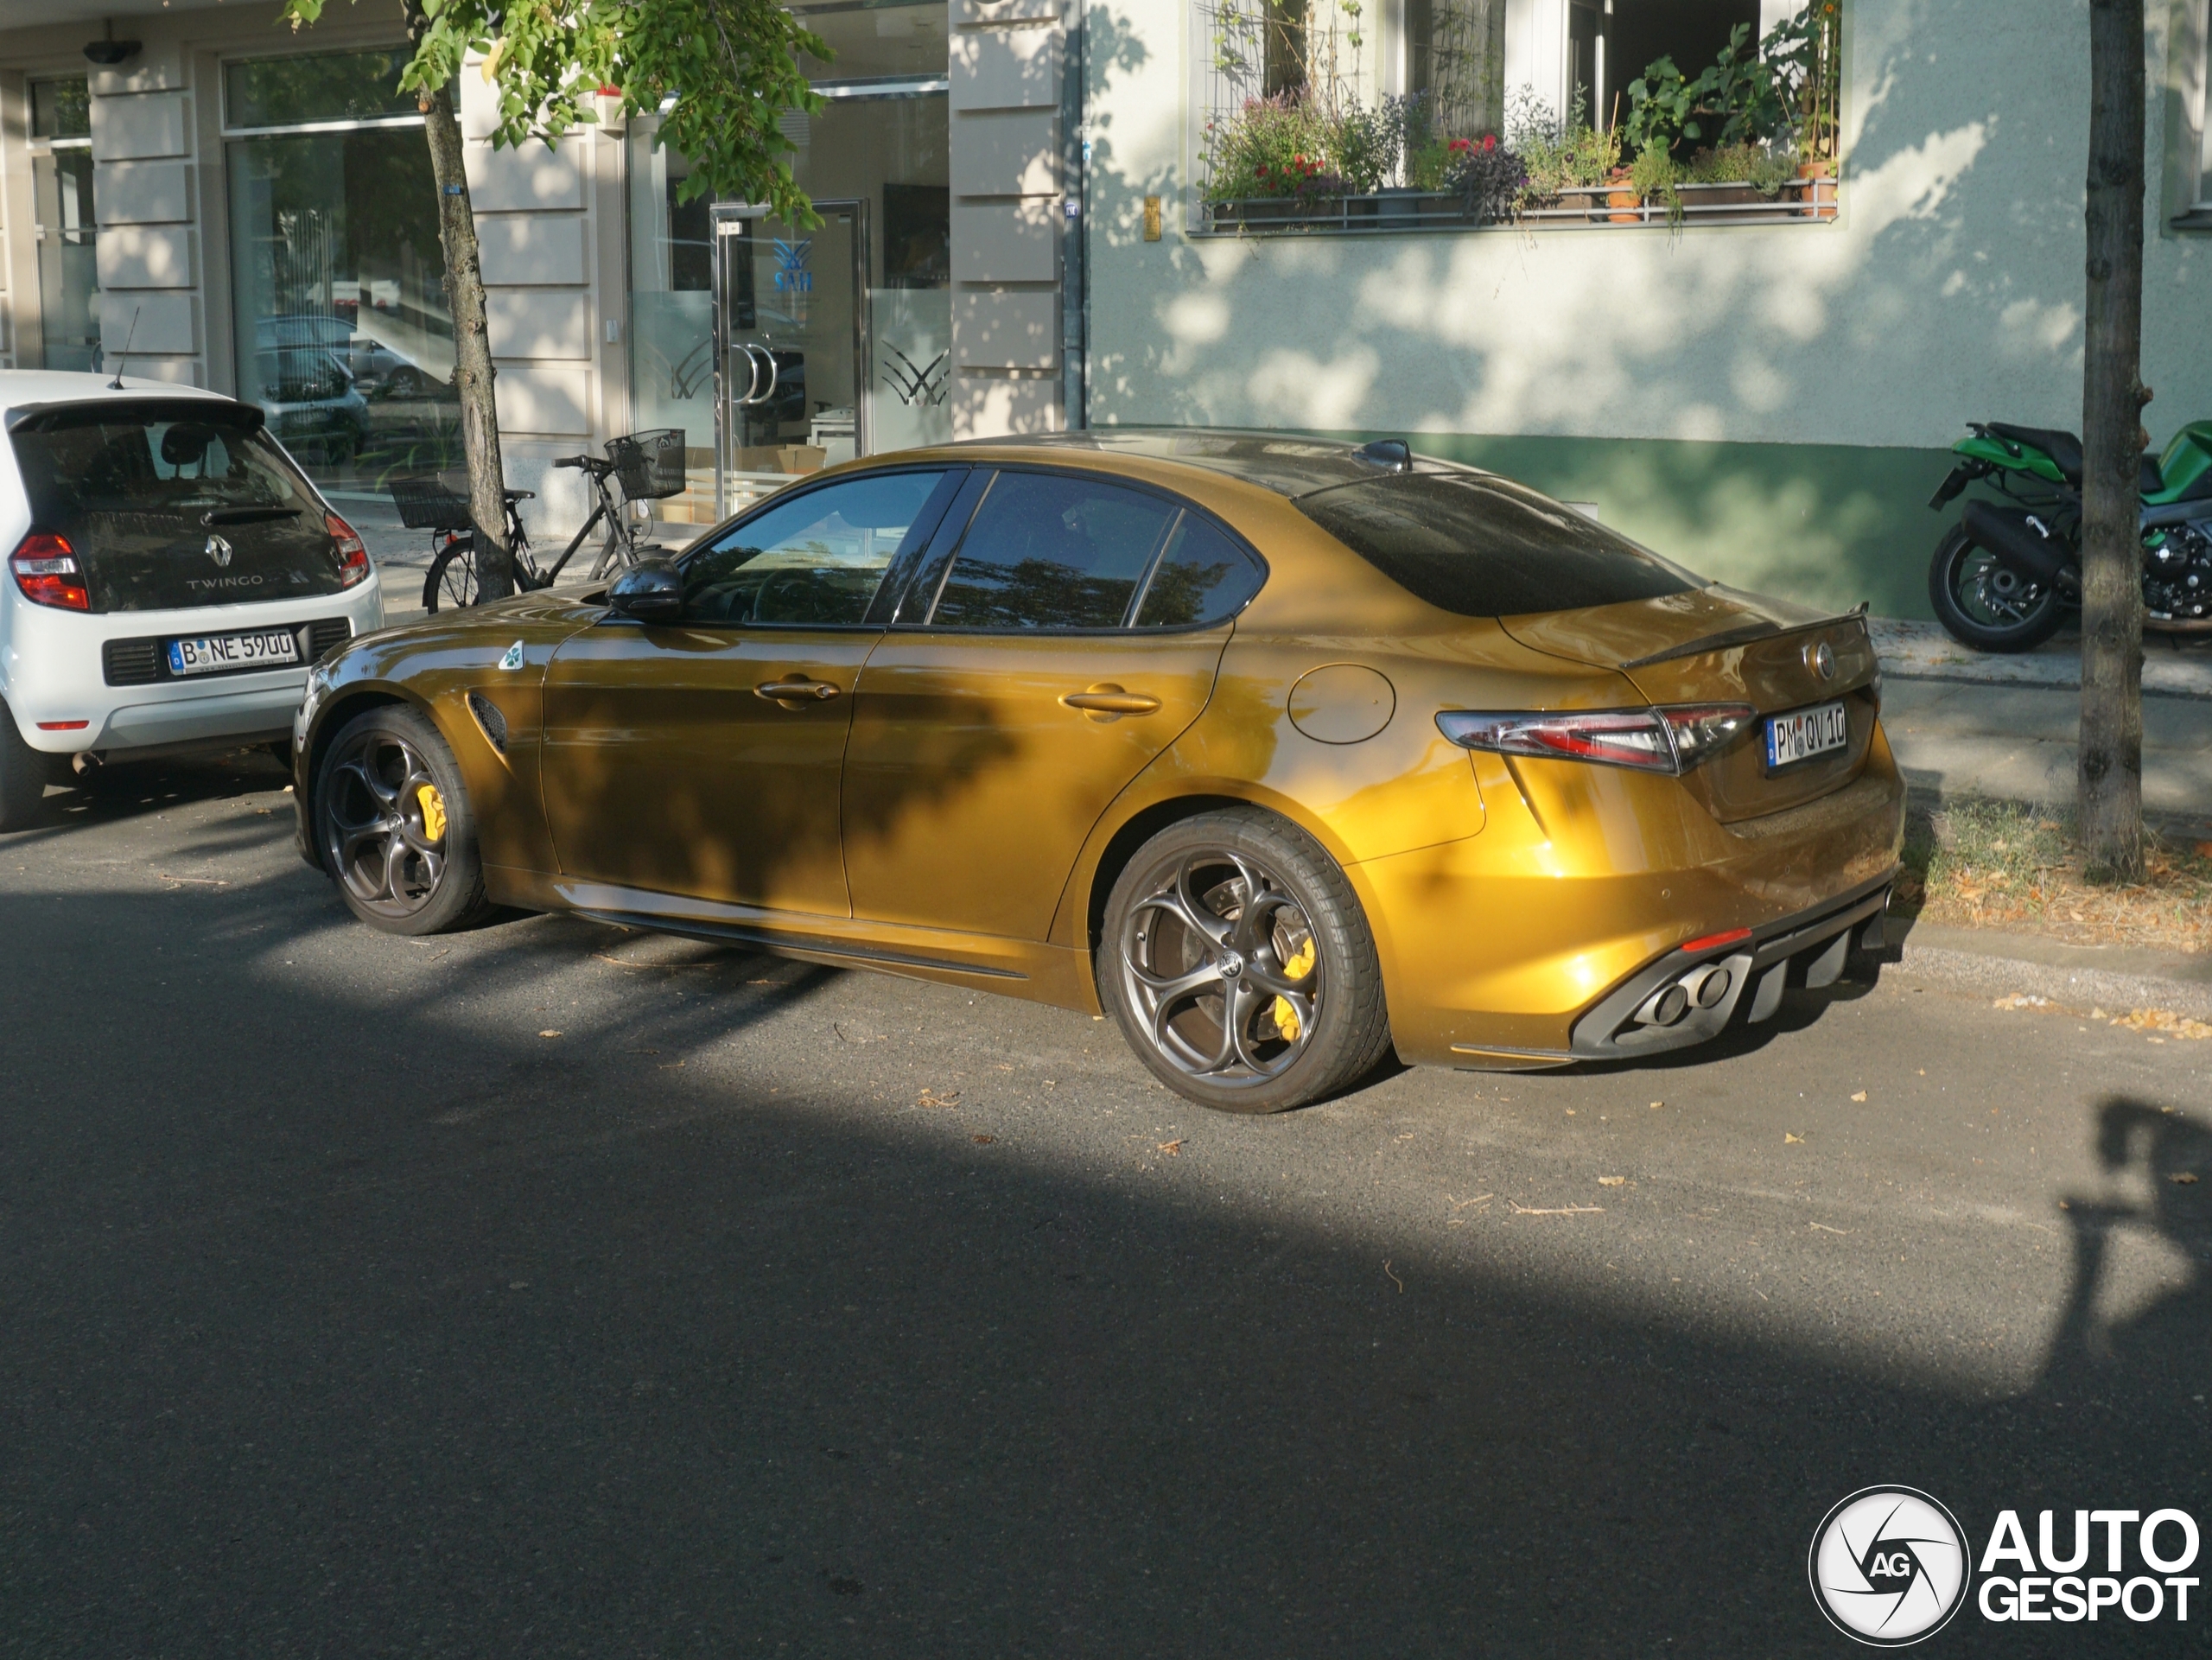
(167, 628), (301, 677)
(1766, 701), (1849, 768)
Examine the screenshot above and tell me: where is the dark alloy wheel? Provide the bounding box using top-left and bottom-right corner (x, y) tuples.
(1101, 810), (1393, 1114)
(1928, 521), (2067, 652)
(315, 705), (490, 934)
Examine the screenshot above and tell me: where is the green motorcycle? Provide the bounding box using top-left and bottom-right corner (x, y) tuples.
(1927, 419), (2212, 651)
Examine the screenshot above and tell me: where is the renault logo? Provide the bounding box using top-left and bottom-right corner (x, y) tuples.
(205, 534), (234, 569)
(1808, 639), (1836, 680)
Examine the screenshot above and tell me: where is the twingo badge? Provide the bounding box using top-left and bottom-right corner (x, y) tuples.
(499, 641), (525, 671)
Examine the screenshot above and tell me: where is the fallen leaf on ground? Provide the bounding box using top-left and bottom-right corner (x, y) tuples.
(2172, 1172), (2201, 1185)
(971, 1134), (995, 1145)
(1850, 1091), (1868, 1103)
(917, 1089), (961, 1109)
(1597, 1175), (1627, 1187)
(2117, 1008), (2212, 1040)
(538, 1029), (562, 1039)
(1993, 994), (2054, 1011)
(1157, 1139), (1184, 1155)
(1784, 1132), (1804, 1144)
(1649, 1101), (1664, 1110)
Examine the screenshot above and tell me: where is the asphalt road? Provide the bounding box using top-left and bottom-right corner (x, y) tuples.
(3, 752), (2208, 1657)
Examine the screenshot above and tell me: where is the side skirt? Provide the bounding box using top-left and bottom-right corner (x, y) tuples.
(484, 865), (1098, 1009)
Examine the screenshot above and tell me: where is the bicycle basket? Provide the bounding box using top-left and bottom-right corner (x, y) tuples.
(606, 428), (687, 503)
(388, 474), (474, 532)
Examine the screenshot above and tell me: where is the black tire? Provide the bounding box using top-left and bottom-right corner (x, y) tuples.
(1099, 809), (1392, 1114)
(0, 700), (50, 832)
(423, 538), (481, 614)
(1929, 521), (2067, 652)
(313, 704), (492, 935)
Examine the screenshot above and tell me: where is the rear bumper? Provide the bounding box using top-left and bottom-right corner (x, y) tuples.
(1438, 872), (1895, 1071)
(3, 581), (383, 754)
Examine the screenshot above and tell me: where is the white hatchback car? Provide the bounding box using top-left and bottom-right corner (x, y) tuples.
(0, 371), (384, 829)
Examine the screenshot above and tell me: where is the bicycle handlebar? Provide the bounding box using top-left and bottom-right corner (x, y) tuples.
(554, 454), (616, 475)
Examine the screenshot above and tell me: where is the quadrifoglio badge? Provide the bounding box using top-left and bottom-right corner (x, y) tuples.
(1810, 1488), (2201, 1644)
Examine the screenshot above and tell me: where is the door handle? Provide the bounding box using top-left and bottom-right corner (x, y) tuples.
(754, 676), (841, 703)
(1060, 684), (1161, 716)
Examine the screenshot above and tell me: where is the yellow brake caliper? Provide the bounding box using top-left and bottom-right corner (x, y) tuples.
(1272, 938), (1316, 1041)
(416, 783), (448, 843)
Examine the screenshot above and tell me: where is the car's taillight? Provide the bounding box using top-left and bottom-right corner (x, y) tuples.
(1436, 703), (1756, 776)
(10, 533), (91, 612)
(327, 512), (370, 587)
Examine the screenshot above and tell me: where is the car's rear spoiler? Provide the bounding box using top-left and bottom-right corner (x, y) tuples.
(1618, 602), (1869, 671)
(4, 397), (265, 435)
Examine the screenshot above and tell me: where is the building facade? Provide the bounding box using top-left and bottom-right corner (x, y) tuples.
(2, 0), (2208, 616)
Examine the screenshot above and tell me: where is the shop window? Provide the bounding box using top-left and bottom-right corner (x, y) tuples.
(29, 76), (98, 373)
(225, 48), (418, 130)
(224, 48), (457, 490)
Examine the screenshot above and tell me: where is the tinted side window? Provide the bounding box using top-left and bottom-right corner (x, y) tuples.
(930, 473), (1176, 630)
(1297, 474), (1698, 617)
(1133, 514), (1262, 627)
(682, 470), (949, 625)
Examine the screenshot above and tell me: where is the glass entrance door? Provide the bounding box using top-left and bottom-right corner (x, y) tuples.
(712, 200), (868, 518)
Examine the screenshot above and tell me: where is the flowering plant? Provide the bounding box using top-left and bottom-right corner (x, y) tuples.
(1203, 94), (1344, 201)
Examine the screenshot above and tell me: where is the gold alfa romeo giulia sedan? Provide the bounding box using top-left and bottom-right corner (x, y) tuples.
(293, 432), (1904, 1112)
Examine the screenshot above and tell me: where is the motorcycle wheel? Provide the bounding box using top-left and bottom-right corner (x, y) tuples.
(1928, 522), (2066, 652)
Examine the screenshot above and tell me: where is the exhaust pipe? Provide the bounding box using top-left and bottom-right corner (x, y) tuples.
(1962, 499), (2080, 596)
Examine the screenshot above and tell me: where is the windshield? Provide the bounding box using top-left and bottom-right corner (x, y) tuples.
(1298, 473), (1699, 618)
(10, 400), (352, 612)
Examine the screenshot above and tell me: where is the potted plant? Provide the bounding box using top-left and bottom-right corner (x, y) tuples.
(1447, 133), (1528, 226)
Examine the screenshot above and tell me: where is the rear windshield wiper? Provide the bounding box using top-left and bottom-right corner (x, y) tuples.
(201, 506), (302, 526)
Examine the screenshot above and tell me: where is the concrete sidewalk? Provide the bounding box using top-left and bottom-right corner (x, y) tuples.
(1870, 619), (2212, 822)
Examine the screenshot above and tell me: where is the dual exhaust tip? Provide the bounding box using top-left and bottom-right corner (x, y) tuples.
(1637, 962), (1734, 1028)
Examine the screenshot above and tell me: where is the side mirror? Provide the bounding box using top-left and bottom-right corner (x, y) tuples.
(607, 558), (683, 624)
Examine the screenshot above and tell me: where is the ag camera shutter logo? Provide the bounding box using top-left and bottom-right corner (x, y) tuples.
(1809, 1487), (1971, 1646)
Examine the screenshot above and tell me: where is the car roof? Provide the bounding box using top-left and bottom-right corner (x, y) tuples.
(0, 370), (231, 420)
(959, 427), (1483, 499)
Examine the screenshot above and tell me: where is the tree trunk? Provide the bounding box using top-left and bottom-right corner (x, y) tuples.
(420, 83), (512, 601)
(2079, 0), (2148, 881)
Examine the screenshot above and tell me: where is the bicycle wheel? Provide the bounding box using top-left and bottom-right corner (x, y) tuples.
(423, 538), (482, 614)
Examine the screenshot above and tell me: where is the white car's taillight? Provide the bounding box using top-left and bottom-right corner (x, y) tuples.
(327, 512), (370, 587)
(10, 533), (91, 611)
(1436, 703), (1756, 775)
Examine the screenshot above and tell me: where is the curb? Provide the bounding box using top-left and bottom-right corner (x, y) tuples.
(1889, 932), (2212, 1023)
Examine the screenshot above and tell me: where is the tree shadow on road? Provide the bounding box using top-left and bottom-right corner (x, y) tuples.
(3, 869), (2207, 1657)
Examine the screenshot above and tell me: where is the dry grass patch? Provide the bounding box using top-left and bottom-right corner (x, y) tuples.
(1894, 796), (2212, 953)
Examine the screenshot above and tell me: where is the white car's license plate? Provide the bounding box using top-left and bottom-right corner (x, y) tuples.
(1766, 701), (1849, 768)
(167, 628), (301, 677)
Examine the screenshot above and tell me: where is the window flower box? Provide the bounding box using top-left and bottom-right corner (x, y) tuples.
(1194, 176), (1837, 236)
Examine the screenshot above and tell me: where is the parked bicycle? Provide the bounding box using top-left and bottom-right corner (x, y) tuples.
(391, 428), (687, 614)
